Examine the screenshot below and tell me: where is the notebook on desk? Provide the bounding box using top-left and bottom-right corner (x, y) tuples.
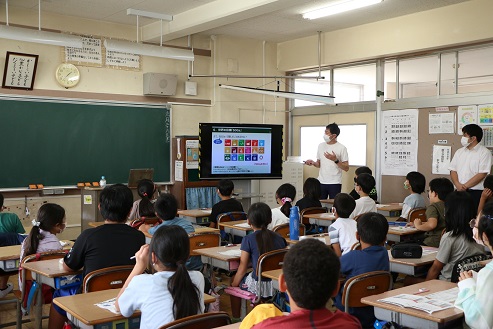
(128, 168), (154, 188)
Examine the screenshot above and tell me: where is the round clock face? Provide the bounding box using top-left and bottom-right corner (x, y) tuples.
(55, 63), (80, 88)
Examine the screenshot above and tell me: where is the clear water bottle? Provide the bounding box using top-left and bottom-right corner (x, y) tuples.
(289, 206), (300, 241)
(99, 176), (106, 188)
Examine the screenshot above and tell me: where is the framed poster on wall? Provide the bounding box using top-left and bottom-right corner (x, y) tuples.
(2, 51), (39, 90)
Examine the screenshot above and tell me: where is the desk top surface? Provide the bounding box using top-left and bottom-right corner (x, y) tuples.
(0, 240), (73, 261)
(262, 269), (282, 281)
(178, 209), (212, 217)
(303, 213), (336, 220)
(387, 226), (421, 236)
(287, 234), (331, 245)
(219, 220), (253, 231)
(144, 225), (219, 239)
(376, 203), (403, 212)
(193, 245), (241, 261)
(21, 258), (81, 277)
(320, 199), (334, 205)
(361, 280), (462, 323)
(388, 247), (438, 266)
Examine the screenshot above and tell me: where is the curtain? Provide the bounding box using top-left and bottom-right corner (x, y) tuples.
(185, 187), (221, 209)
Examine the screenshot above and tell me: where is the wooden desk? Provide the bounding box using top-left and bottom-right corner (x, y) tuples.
(143, 225), (219, 244)
(361, 280), (462, 329)
(303, 213), (336, 227)
(320, 199), (334, 207)
(387, 225), (424, 242)
(261, 269), (282, 290)
(376, 203), (403, 217)
(193, 245), (241, 272)
(178, 208), (212, 225)
(389, 247), (438, 276)
(22, 257), (82, 329)
(287, 234), (331, 245)
(219, 220), (253, 237)
(215, 324), (241, 329)
(88, 221), (103, 228)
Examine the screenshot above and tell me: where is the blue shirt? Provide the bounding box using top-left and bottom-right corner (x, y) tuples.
(148, 217), (202, 271)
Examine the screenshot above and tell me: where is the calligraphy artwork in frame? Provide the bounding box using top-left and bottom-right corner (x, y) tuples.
(2, 52), (39, 90)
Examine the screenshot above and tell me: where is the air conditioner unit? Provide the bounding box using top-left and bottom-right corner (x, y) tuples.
(143, 73), (178, 96)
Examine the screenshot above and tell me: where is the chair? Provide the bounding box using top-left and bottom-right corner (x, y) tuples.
(189, 232), (221, 257)
(158, 311), (231, 329)
(82, 265), (134, 293)
(256, 249), (288, 302)
(272, 223), (306, 239)
(341, 271), (393, 313)
(217, 211), (248, 243)
(300, 207), (328, 234)
(450, 253), (490, 283)
(350, 242), (361, 251)
(408, 208), (427, 223)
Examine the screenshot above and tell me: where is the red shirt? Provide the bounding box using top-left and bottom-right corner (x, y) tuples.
(252, 308), (362, 329)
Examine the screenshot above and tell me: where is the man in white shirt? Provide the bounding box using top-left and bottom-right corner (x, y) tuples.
(351, 173), (377, 218)
(305, 123), (349, 199)
(449, 124), (492, 212)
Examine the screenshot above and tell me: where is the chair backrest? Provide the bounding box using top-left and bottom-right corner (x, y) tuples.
(450, 253), (489, 283)
(272, 223), (306, 239)
(299, 207), (328, 226)
(350, 242), (361, 251)
(188, 232), (221, 256)
(408, 208), (427, 223)
(158, 311), (231, 329)
(141, 216), (161, 225)
(342, 271), (392, 312)
(217, 211), (247, 224)
(82, 265), (134, 293)
(353, 214), (363, 222)
(256, 248), (288, 301)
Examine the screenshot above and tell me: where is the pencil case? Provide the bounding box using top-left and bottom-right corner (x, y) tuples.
(390, 243), (422, 258)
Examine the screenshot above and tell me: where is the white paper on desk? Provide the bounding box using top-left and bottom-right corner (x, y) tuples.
(425, 287), (459, 304)
(376, 204), (389, 208)
(421, 249), (438, 256)
(95, 297), (120, 314)
(234, 223), (251, 228)
(218, 249), (242, 257)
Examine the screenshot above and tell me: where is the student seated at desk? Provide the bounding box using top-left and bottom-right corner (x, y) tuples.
(0, 192), (26, 298)
(139, 193), (202, 271)
(268, 183), (296, 230)
(328, 193), (357, 257)
(455, 202), (493, 329)
(208, 179), (244, 229)
(408, 177), (454, 247)
(246, 239), (361, 329)
(116, 225), (204, 329)
(350, 174), (376, 218)
(399, 171), (426, 221)
(425, 191), (485, 282)
(48, 184), (145, 329)
(335, 212), (389, 328)
(349, 166), (377, 202)
(128, 179), (157, 221)
(473, 175), (493, 245)
(295, 177), (322, 211)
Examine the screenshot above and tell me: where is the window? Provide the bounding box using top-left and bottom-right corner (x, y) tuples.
(333, 64), (376, 103)
(294, 71), (331, 107)
(399, 55), (438, 98)
(457, 47), (493, 94)
(300, 125), (367, 166)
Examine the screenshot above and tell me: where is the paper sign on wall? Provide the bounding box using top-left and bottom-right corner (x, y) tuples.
(432, 145), (452, 175)
(429, 113), (455, 134)
(175, 161), (184, 182)
(457, 105), (478, 133)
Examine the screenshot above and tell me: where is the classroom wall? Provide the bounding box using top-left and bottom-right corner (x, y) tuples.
(277, 0), (493, 71)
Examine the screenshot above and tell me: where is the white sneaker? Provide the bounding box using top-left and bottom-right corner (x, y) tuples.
(0, 283), (13, 298)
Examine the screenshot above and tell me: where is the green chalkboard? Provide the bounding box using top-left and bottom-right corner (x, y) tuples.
(0, 97), (171, 188)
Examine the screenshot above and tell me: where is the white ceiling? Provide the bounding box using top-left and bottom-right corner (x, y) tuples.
(1, 0), (470, 43)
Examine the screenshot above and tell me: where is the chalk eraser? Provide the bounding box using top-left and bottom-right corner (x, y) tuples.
(77, 183), (85, 188)
(29, 184), (37, 189)
(85, 182), (91, 187)
(37, 184), (44, 189)
(92, 182), (100, 187)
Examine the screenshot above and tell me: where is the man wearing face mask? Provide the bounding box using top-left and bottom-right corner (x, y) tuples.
(305, 123), (349, 199)
(449, 123), (492, 211)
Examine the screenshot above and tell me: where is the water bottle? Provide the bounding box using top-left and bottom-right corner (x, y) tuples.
(289, 206), (300, 241)
(99, 176), (106, 188)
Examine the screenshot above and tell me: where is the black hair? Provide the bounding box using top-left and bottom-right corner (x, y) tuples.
(356, 173), (376, 194)
(333, 193), (356, 218)
(99, 184), (134, 222)
(23, 203), (65, 257)
(357, 212), (389, 245)
(462, 124), (483, 142)
(429, 177), (454, 201)
(217, 179), (234, 197)
(444, 191), (475, 242)
(0, 193), (3, 208)
(479, 200), (493, 247)
(275, 183), (296, 218)
(137, 179), (155, 218)
(248, 202), (278, 255)
(154, 193), (178, 221)
(326, 122), (340, 136)
(283, 239), (340, 309)
(483, 175), (493, 190)
(405, 171), (426, 194)
(355, 166), (372, 176)
(302, 177), (321, 200)
(149, 225), (201, 320)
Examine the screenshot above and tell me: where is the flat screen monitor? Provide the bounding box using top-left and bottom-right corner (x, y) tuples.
(199, 123), (283, 180)
(128, 168), (154, 188)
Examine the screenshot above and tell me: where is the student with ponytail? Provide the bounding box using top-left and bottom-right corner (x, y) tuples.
(230, 202), (288, 321)
(268, 183), (296, 230)
(116, 225), (204, 329)
(128, 179), (157, 221)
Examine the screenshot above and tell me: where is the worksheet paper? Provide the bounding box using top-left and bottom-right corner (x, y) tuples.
(429, 113), (455, 134)
(432, 145), (452, 174)
(381, 109), (419, 176)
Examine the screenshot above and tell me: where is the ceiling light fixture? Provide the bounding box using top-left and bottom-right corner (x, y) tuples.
(303, 0), (383, 20)
(219, 84), (335, 105)
(0, 25), (83, 47)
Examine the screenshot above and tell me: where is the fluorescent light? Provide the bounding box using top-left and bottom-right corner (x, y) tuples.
(303, 0), (383, 20)
(219, 84), (335, 105)
(0, 25), (83, 47)
(104, 39), (194, 61)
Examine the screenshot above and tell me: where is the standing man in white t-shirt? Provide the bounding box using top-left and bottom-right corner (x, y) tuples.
(449, 123), (492, 212)
(305, 123), (349, 199)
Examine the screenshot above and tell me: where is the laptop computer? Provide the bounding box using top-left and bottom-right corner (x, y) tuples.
(127, 168), (154, 188)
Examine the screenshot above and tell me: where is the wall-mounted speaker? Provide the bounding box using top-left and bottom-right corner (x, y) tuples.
(143, 73), (178, 96)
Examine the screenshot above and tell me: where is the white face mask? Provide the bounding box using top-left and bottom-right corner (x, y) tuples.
(323, 134), (331, 143)
(461, 136), (471, 147)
